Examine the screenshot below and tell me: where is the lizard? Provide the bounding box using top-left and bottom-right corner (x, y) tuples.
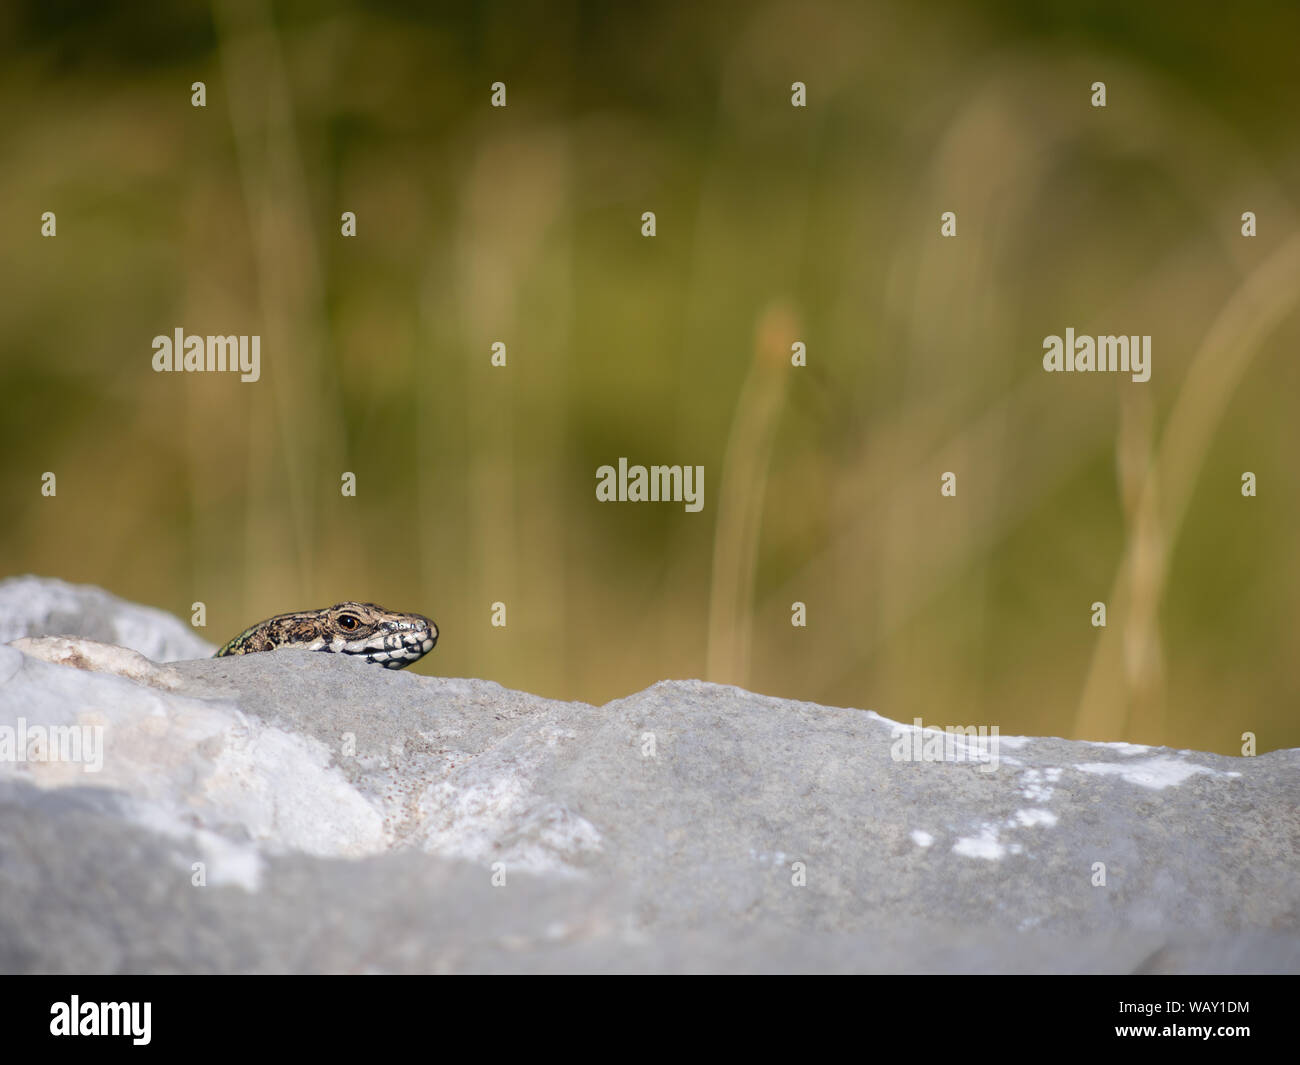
(215, 602), (437, 670)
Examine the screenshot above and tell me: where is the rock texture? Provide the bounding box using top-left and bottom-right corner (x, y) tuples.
(0, 576), (214, 662)
(0, 578), (1296, 973)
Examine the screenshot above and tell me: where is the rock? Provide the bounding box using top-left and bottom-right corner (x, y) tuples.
(1, 580), (1296, 973)
(0, 576), (215, 662)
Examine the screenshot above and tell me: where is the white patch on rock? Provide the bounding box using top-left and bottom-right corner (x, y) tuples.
(748, 849), (789, 864)
(1089, 741), (1155, 756)
(128, 800), (265, 892)
(1074, 756), (1240, 790)
(953, 824), (1022, 860)
(417, 770), (603, 878)
(9, 636), (184, 689)
(1013, 808), (1058, 828)
(910, 830), (934, 848)
(0, 642), (386, 863)
(202, 718), (386, 858)
(1018, 767), (1063, 802)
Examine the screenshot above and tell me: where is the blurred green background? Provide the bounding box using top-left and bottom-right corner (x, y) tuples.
(3, 0), (1298, 753)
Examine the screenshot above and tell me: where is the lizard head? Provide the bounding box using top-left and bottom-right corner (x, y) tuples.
(316, 602), (438, 669)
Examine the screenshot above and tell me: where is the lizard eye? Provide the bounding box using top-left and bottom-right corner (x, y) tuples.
(338, 615), (359, 631)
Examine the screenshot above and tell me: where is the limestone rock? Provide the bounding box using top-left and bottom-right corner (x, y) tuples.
(1, 580), (1296, 973)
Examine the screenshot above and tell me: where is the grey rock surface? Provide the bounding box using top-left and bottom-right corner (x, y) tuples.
(0, 579), (1296, 973)
(0, 575), (215, 662)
